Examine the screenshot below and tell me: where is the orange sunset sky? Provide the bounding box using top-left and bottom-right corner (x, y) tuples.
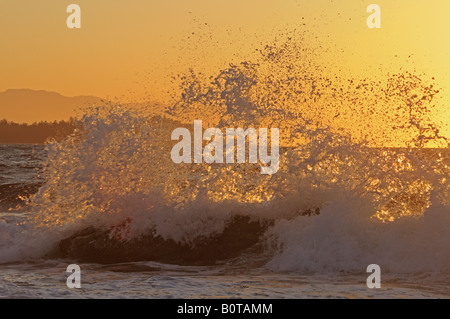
(0, 0), (449, 141)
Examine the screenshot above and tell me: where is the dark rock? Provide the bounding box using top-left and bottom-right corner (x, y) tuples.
(56, 216), (271, 265)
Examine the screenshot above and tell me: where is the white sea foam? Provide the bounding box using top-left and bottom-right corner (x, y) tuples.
(0, 37), (448, 277)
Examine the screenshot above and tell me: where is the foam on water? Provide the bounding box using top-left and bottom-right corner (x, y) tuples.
(0, 35), (449, 277)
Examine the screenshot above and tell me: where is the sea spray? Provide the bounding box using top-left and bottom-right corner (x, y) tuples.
(0, 35), (447, 273)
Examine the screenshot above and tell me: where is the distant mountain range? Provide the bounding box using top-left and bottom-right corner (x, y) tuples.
(0, 89), (104, 123)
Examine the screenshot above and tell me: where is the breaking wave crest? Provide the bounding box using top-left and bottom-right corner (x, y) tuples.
(1, 36), (449, 274)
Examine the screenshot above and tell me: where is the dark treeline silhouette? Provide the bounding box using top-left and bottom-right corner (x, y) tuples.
(0, 118), (78, 144)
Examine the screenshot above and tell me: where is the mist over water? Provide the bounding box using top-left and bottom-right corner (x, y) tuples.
(1, 36), (449, 281)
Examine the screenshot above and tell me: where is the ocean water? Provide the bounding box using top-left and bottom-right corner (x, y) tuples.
(1, 38), (450, 298)
(0, 140), (449, 299)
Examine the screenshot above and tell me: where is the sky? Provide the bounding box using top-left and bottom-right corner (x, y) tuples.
(0, 0), (449, 140)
